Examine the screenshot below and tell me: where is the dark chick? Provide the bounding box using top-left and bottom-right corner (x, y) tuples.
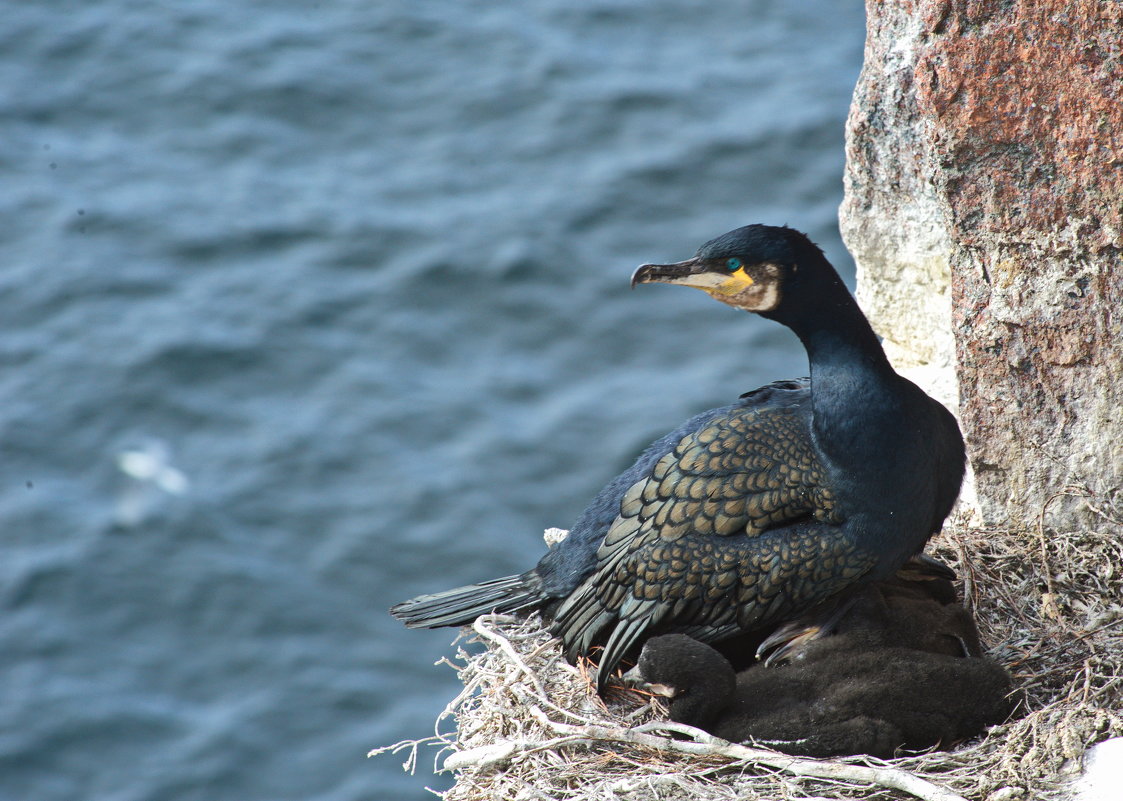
(754, 555), (982, 666)
(392, 225), (965, 691)
(630, 576), (1018, 758)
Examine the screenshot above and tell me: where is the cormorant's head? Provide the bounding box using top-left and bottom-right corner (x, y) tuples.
(631, 224), (825, 314)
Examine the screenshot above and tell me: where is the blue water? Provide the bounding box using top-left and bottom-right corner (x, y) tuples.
(0, 2), (864, 799)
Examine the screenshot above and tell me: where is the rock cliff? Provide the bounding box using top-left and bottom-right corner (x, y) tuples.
(840, 0), (1123, 527)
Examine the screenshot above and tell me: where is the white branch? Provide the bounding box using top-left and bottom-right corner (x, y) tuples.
(472, 615), (550, 701)
(439, 707), (969, 801)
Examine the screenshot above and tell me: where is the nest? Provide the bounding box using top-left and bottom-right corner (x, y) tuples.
(375, 488), (1123, 801)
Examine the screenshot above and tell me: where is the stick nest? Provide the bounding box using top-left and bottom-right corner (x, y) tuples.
(376, 488), (1123, 801)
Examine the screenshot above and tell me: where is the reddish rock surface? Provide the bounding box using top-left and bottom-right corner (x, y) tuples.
(842, 0), (1123, 527)
(917, 1), (1123, 248)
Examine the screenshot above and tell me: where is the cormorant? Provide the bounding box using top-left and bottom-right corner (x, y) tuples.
(627, 573), (1018, 757)
(390, 224), (966, 691)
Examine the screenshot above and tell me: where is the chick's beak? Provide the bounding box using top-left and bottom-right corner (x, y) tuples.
(619, 664), (678, 697)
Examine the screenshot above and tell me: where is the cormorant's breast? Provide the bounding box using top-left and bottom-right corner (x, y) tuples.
(802, 369), (965, 578)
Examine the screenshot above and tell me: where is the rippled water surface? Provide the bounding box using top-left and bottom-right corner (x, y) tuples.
(0, 2), (864, 799)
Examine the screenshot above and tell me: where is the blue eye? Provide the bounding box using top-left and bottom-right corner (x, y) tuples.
(726, 258), (742, 272)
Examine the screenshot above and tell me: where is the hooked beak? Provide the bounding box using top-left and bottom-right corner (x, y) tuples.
(631, 258), (756, 297)
(631, 257), (710, 289)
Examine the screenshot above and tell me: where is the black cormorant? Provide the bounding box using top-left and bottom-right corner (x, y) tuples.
(390, 224), (966, 691)
(627, 572), (1018, 757)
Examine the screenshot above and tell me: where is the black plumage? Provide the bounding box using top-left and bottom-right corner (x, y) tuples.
(754, 554), (977, 666)
(391, 224), (965, 691)
(629, 574), (1019, 757)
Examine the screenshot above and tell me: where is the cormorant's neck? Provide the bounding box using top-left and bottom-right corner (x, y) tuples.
(762, 270), (894, 386)
(762, 269), (908, 471)
(797, 301), (893, 384)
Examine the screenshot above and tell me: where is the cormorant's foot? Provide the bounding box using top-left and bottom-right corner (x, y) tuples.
(756, 623), (822, 666)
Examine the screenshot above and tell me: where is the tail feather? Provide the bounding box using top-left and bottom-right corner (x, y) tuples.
(389, 572), (544, 629)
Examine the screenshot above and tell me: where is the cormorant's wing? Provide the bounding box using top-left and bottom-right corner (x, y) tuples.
(550, 396), (877, 689)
